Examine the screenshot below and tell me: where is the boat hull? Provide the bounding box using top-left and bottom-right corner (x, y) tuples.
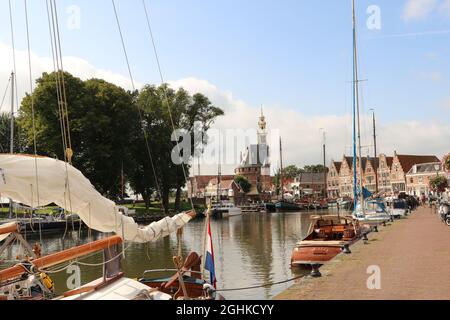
(291, 245), (343, 267)
(275, 201), (302, 212)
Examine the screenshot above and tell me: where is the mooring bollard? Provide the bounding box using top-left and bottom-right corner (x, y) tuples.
(342, 244), (351, 254)
(310, 264), (322, 278)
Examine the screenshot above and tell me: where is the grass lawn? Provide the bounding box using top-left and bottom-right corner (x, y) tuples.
(0, 202), (205, 219)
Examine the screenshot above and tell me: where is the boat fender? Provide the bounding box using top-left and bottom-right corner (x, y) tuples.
(40, 273), (54, 292)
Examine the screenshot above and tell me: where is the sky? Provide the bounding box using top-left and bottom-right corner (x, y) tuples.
(0, 0), (449, 175)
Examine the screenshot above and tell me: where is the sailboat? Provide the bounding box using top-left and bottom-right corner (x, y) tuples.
(349, 0), (390, 227)
(0, 0), (201, 300)
(209, 132), (242, 219)
(275, 137), (302, 212)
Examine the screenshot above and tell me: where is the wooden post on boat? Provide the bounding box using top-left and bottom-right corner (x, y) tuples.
(0, 235), (122, 282)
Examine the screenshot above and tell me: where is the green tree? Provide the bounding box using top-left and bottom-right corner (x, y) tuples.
(0, 114), (26, 153)
(430, 176), (448, 193)
(19, 72), (139, 199)
(234, 175), (251, 193)
(303, 164), (327, 173)
(130, 84), (223, 213)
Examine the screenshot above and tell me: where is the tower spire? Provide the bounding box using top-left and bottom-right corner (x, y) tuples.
(257, 105), (267, 145)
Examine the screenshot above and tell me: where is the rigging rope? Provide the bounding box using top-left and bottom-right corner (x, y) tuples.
(0, 77), (11, 113)
(142, 0), (195, 212)
(215, 274), (305, 292)
(110, 0), (166, 217)
(8, 0), (19, 120)
(24, 0), (43, 249)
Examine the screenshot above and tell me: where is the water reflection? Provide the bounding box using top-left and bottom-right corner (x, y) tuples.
(1, 211), (336, 300)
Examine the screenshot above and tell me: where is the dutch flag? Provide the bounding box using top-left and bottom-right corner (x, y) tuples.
(204, 217), (216, 289)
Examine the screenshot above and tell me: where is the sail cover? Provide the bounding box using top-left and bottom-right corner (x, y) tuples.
(0, 154), (193, 243)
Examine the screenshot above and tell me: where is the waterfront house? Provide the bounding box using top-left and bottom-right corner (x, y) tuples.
(327, 161), (341, 198)
(406, 162), (446, 196)
(390, 153), (440, 193)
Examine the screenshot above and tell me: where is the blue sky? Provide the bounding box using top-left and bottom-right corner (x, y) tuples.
(0, 0), (449, 169)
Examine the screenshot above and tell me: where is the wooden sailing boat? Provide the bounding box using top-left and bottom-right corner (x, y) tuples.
(0, 0), (198, 300)
(275, 137), (302, 212)
(349, 0), (390, 226)
(290, 215), (362, 269)
(290, 0), (371, 271)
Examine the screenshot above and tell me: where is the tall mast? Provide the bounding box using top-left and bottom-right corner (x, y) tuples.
(10, 72), (14, 154)
(322, 131), (327, 198)
(8, 72), (15, 219)
(279, 137), (284, 201)
(372, 109), (379, 193)
(352, 0), (365, 211)
(217, 132), (222, 204)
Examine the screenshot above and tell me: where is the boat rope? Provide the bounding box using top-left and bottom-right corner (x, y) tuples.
(215, 274), (305, 292)
(36, 243), (134, 274)
(46, 0), (75, 243)
(24, 0), (43, 248)
(111, 0), (165, 215)
(141, 0), (196, 213)
(0, 77), (11, 112)
(8, 0), (19, 112)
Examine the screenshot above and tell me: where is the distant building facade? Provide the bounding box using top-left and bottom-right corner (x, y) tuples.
(406, 162), (446, 196)
(234, 109), (272, 197)
(327, 152), (442, 198)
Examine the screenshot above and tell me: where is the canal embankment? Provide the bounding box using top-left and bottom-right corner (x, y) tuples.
(274, 206), (450, 300)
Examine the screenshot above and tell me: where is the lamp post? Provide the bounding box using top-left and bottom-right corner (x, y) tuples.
(434, 164), (441, 197)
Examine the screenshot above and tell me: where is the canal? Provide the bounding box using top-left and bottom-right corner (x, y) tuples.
(0, 210), (340, 300)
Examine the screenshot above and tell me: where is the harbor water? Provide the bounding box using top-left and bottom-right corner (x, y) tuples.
(0, 210), (343, 300)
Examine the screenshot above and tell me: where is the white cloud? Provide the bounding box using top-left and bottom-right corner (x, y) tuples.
(170, 77), (450, 175)
(403, 0), (438, 21)
(1, 41), (448, 175)
(0, 41), (141, 112)
(440, 0), (450, 16)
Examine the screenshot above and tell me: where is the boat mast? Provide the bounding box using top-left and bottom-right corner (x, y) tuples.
(279, 137), (284, 201)
(217, 132), (221, 205)
(8, 72), (15, 219)
(352, 0), (365, 212)
(322, 131), (327, 198)
(371, 109), (379, 194)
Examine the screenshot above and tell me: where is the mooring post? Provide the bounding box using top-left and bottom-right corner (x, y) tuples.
(310, 264), (322, 278)
(342, 244), (352, 254)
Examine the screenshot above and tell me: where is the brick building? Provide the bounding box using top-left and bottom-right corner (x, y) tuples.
(234, 109), (272, 197)
(390, 153), (440, 193)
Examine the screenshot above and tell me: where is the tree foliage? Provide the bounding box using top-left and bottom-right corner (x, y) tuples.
(234, 175), (251, 193)
(19, 73), (139, 199)
(430, 176), (448, 193)
(0, 113), (26, 153)
(17, 72), (223, 213)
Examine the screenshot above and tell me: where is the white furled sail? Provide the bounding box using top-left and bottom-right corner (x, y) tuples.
(0, 154), (194, 243)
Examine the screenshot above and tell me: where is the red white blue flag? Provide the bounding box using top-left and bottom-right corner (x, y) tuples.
(205, 217), (216, 289)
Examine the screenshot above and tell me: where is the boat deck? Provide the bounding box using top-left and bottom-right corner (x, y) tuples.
(275, 206), (450, 300)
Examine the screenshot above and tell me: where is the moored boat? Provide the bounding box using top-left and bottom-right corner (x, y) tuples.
(353, 199), (391, 227)
(275, 200), (303, 212)
(291, 215), (362, 268)
(208, 201), (242, 218)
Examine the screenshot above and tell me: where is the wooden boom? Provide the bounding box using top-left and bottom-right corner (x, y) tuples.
(0, 235), (122, 282)
(0, 223), (19, 236)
